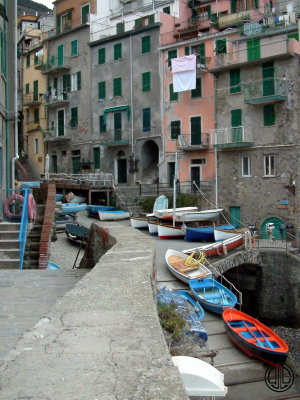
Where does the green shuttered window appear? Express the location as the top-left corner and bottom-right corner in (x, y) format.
(114, 43), (122, 60)
(191, 116), (201, 145)
(191, 78), (202, 98)
(169, 83), (178, 101)
(93, 148), (100, 169)
(142, 35), (151, 54)
(113, 77), (122, 97)
(215, 39), (226, 55)
(263, 104), (275, 126)
(98, 81), (106, 99)
(171, 121), (181, 140)
(168, 49), (177, 66)
(230, 69), (241, 93)
(142, 72), (151, 92)
(99, 115), (106, 133)
(143, 108), (151, 132)
(247, 39), (260, 61)
(98, 48), (105, 64)
(116, 22), (124, 34)
(70, 107), (78, 127)
(231, 109), (243, 141)
(34, 108), (39, 123)
(71, 40), (78, 56)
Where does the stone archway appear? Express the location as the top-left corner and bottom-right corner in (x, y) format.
(260, 217), (285, 240)
(140, 140), (159, 183)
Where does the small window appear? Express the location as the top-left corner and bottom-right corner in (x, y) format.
(142, 72), (151, 92)
(215, 39), (226, 55)
(169, 83), (178, 101)
(113, 77), (122, 97)
(163, 6), (170, 14)
(171, 120), (181, 140)
(230, 69), (241, 93)
(25, 83), (30, 94)
(98, 81), (106, 99)
(71, 39), (78, 56)
(142, 108), (151, 132)
(99, 115), (106, 133)
(34, 138), (38, 154)
(242, 156), (251, 177)
(263, 104), (275, 126)
(114, 43), (122, 61)
(70, 107), (78, 127)
(116, 22), (124, 34)
(168, 49), (177, 67)
(185, 46), (190, 55)
(26, 54), (30, 67)
(141, 35), (151, 54)
(191, 158), (206, 165)
(98, 48), (105, 64)
(191, 78), (202, 98)
(264, 155), (275, 177)
(33, 108), (39, 123)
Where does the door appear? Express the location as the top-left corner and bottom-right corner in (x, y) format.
(57, 44), (64, 66)
(51, 155), (57, 173)
(57, 109), (64, 136)
(72, 157), (81, 174)
(231, 109), (242, 142)
(33, 80), (38, 101)
(262, 61), (275, 96)
(191, 116), (201, 145)
(191, 166), (201, 192)
(229, 206), (241, 228)
(81, 4), (90, 24)
(168, 162), (175, 188)
(93, 147), (100, 169)
(117, 158), (127, 184)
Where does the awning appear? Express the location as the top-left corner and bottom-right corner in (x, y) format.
(103, 105), (130, 124)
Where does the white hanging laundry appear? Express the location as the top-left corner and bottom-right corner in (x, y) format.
(172, 54), (196, 92)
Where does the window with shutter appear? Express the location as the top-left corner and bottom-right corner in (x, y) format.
(114, 113), (122, 140)
(98, 48), (105, 64)
(71, 40), (78, 56)
(148, 14), (155, 24)
(143, 108), (151, 132)
(230, 69), (241, 93)
(57, 44), (64, 66)
(93, 148), (100, 169)
(168, 49), (177, 67)
(113, 77), (122, 97)
(81, 4), (89, 24)
(198, 43), (205, 65)
(77, 71), (81, 90)
(26, 54), (30, 68)
(263, 104), (275, 126)
(262, 62), (274, 96)
(142, 35), (151, 54)
(190, 116), (201, 145)
(171, 121), (181, 140)
(56, 16), (61, 34)
(169, 84), (178, 101)
(33, 80), (38, 101)
(116, 22), (124, 34)
(98, 81), (106, 99)
(142, 72), (151, 92)
(25, 83), (30, 94)
(191, 78), (202, 98)
(215, 39), (226, 55)
(231, 109), (243, 141)
(247, 39), (260, 61)
(114, 43), (122, 60)
(185, 46), (190, 55)
(135, 18), (142, 28)
(99, 115), (106, 133)
(70, 107), (78, 127)
(34, 108), (39, 123)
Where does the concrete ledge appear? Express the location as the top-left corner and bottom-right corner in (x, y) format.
(0, 220), (189, 400)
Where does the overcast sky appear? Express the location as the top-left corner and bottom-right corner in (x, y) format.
(35, 0), (54, 9)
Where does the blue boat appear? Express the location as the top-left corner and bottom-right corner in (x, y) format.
(86, 205), (115, 217)
(189, 278), (237, 314)
(176, 290), (205, 320)
(185, 224), (237, 242)
(60, 203), (87, 214)
(48, 261), (62, 270)
(157, 287), (207, 342)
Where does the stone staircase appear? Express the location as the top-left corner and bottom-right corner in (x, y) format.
(0, 222), (21, 269)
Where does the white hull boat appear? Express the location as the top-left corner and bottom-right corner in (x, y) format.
(214, 227), (249, 241)
(165, 248), (212, 283)
(148, 219), (159, 235)
(158, 223), (186, 239)
(98, 210), (131, 221)
(130, 216), (148, 230)
(154, 206), (198, 219)
(60, 203), (87, 214)
(174, 208), (223, 222)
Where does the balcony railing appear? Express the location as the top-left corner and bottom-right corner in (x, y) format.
(40, 56), (71, 74)
(43, 127), (70, 141)
(244, 78), (287, 104)
(177, 132), (210, 150)
(212, 126), (254, 149)
(26, 121), (41, 132)
(23, 93), (41, 106)
(43, 92), (70, 107)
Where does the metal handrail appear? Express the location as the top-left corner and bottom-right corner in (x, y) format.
(19, 188), (30, 271)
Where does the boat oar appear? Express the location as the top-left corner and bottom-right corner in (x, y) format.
(255, 325), (275, 349)
(242, 321), (265, 347)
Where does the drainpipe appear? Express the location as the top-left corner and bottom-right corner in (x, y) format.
(130, 34), (134, 154)
(12, 0), (19, 190)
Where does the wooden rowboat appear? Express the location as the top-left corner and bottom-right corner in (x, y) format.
(165, 249), (212, 284)
(223, 308), (289, 365)
(185, 224), (237, 242)
(98, 210), (131, 221)
(130, 216), (149, 230)
(158, 223), (186, 239)
(183, 234), (244, 257)
(174, 208), (223, 222)
(148, 219), (159, 235)
(214, 227), (249, 241)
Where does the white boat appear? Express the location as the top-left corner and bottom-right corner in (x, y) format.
(148, 219), (159, 235)
(157, 223), (186, 239)
(174, 208), (223, 222)
(182, 234), (244, 257)
(214, 227), (249, 241)
(130, 216), (148, 230)
(98, 210), (131, 221)
(59, 203), (87, 214)
(165, 248), (212, 283)
(172, 356), (228, 397)
(65, 192), (86, 204)
(154, 206), (198, 219)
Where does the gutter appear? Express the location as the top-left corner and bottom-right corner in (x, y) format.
(12, 0), (19, 190)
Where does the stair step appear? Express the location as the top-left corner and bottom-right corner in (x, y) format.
(0, 249), (20, 258)
(0, 259), (20, 269)
(0, 240), (19, 249)
(0, 232), (19, 239)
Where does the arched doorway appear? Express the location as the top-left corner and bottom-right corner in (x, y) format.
(260, 217), (285, 240)
(116, 150), (127, 184)
(141, 140), (159, 183)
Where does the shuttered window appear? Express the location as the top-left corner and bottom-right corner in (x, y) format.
(63, 74), (71, 94)
(262, 62), (274, 96)
(98, 48), (105, 64)
(191, 116), (201, 145)
(116, 22), (124, 34)
(71, 39), (78, 56)
(142, 35), (151, 54)
(263, 104), (275, 126)
(99, 115), (106, 133)
(98, 81), (106, 99)
(230, 69), (241, 93)
(114, 43), (122, 60)
(185, 46), (190, 55)
(142, 72), (151, 92)
(25, 83), (29, 94)
(114, 113), (122, 140)
(70, 107), (78, 127)
(168, 49), (177, 67)
(113, 77), (122, 97)
(171, 121), (181, 140)
(33, 80), (38, 101)
(169, 83), (178, 101)
(215, 39), (226, 55)
(93, 148), (100, 169)
(34, 108), (39, 123)
(26, 54), (30, 67)
(143, 108), (151, 132)
(81, 4), (89, 24)
(191, 78), (202, 98)
(247, 39), (260, 61)
(198, 43), (205, 64)
(231, 109), (243, 141)
(77, 71), (81, 90)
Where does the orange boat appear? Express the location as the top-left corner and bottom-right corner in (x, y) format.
(222, 309), (289, 365)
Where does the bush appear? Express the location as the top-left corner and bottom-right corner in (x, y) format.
(157, 302), (187, 340)
(136, 197), (156, 213)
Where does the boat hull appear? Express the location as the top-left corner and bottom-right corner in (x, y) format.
(158, 223), (185, 239)
(60, 203), (87, 214)
(98, 210), (131, 220)
(175, 208), (223, 222)
(214, 227), (248, 241)
(130, 217), (149, 230)
(154, 207), (198, 218)
(148, 219), (159, 235)
(223, 309), (289, 365)
(183, 234), (244, 257)
(185, 224), (236, 242)
(189, 278), (237, 314)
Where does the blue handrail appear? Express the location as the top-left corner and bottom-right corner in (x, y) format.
(19, 188), (30, 270)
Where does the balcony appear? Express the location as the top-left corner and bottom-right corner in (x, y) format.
(23, 94), (42, 107)
(26, 121), (41, 132)
(43, 92), (70, 108)
(43, 127), (71, 142)
(244, 78), (287, 105)
(99, 129), (130, 147)
(41, 56), (71, 75)
(212, 126), (254, 149)
(177, 132), (210, 151)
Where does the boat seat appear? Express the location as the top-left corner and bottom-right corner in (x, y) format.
(204, 294), (222, 300)
(168, 256), (199, 272)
